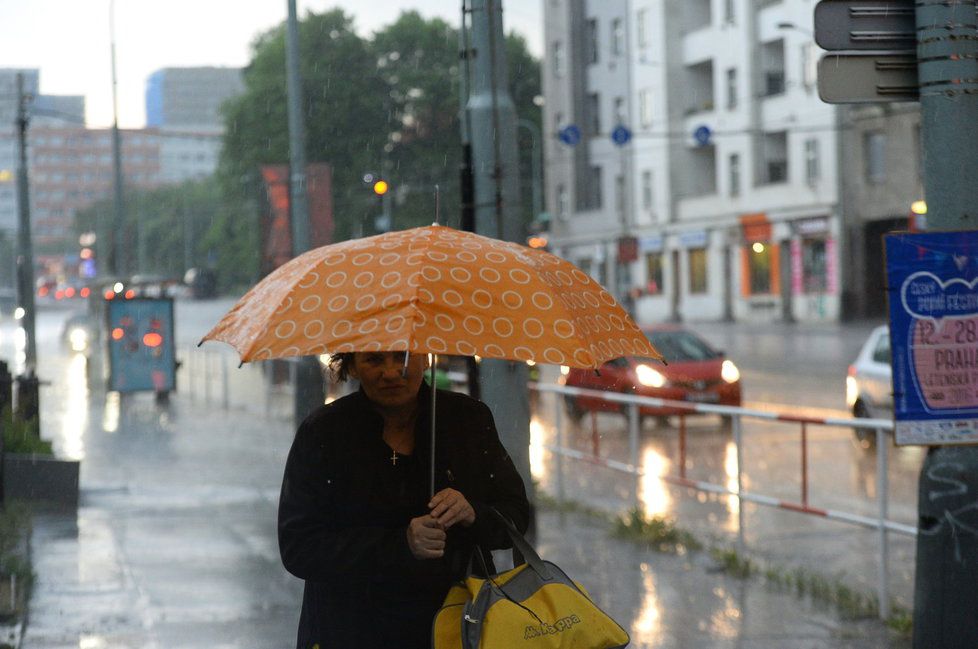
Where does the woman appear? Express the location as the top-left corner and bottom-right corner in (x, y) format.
(278, 351), (530, 648)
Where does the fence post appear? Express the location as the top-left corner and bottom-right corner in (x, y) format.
(733, 413), (746, 555)
(679, 414), (687, 480)
(876, 426), (890, 620)
(801, 422), (809, 507)
(203, 351), (212, 404)
(628, 402), (640, 509)
(222, 354), (229, 410)
(554, 391), (565, 504)
(187, 346), (195, 403)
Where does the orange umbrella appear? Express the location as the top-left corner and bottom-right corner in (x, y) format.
(201, 224), (661, 368)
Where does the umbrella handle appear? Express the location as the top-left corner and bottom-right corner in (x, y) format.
(430, 353), (437, 499)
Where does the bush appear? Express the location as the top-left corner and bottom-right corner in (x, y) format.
(1, 407), (52, 455)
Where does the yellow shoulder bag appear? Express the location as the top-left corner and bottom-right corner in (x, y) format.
(432, 510), (630, 648)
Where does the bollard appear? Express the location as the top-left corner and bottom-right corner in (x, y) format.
(13, 373), (40, 434)
(733, 413), (746, 555)
(627, 403), (640, 509)
(0, 361), (12, 413)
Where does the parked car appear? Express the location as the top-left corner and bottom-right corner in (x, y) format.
(846, 325), (892, 444)
(561, 326), (742, 424)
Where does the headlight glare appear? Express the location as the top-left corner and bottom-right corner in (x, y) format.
(636, 364), (666, 388)
(721, 360), (741, 384)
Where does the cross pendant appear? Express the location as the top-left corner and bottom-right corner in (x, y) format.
(390, 450), (398, 466)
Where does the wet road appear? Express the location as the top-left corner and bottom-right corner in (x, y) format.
(5, 301), (913, 647)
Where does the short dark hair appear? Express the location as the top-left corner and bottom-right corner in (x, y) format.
(327, 353), (355, 382)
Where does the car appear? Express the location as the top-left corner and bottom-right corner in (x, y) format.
(846, 325), (892, 443)
(561, 326), (742, 425)
(60, 311), (97, 355)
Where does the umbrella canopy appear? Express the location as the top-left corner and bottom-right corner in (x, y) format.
(201, 224), (661, 368)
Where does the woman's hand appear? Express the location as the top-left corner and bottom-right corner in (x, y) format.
(429, 488), (476, 530)
(406, 515), (446, 559)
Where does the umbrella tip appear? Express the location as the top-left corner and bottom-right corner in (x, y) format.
(238, 361), (244, 369)
(196, 339), (204, 348)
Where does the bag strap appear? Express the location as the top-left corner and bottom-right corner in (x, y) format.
(488, 508), (550, 579)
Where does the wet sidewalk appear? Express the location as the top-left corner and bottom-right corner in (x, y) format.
(18, 383), (911, 649)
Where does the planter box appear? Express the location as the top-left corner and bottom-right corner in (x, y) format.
(2, 454), (79, 509)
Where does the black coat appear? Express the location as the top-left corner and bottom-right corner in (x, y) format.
(278, 384), (529, 648)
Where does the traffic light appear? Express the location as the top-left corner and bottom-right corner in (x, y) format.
(373, 179), (389, 196)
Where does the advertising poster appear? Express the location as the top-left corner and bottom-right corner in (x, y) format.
(885, 231), (978, 445)
(107, 298), (176, 393)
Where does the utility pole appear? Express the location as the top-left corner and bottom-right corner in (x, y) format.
(14, 74), (37, 373)
(912, 1), (978, 646)
(462, 0), (535, 535)
(109, 0), (124, 277)
(285, 0), (325, 424)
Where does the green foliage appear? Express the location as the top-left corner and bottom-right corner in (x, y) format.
(887, 608), (913, 635)
(210, 9), (541, 289)
(74, 178), (224, 283)
(1, 407), (51, 455)
(612, 507), (702, 552)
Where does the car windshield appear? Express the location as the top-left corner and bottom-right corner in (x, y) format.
(646, 331), (719, 362)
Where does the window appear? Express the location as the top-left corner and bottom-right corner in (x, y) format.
(762, 39), (786, 96)
(726, 68), (737, 110)
(646, 252), (663, 294)
(802, 238), (827, 293)
(587, 20), (599, 64)
(556, 183), (568, 220)
(639, 89), (653, 127)
(729, 153), (741, 196)
(865, 132), (886, 183)
(552, 41), (564, 77)
(590, 165), (603, 209)
(588, 93), (601, 135)
(641, 170), (653, 210)
(611, 18), (624, 56)
(615, 174), (625, 218)
(762, 131), (788, 184)
(637, 9), (649, 48)
(748, 243), (773, 294)
(872, 333), (891, 364)
(724, 0), (735, 23)
(805, 138), (820, 186)
(614, 96), (626, 125)
(689, 248), (708, 294)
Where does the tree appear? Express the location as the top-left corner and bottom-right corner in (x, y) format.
(74, 178), (222, 281)
(209, 9), (541, 289)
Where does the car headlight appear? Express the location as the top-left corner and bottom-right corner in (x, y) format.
(68, 327), (89, 352)
(846, 375), (858, 408)
(721, 360), (740, 384)
(636, 363), (666, 388)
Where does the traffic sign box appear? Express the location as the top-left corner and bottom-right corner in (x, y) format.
(818, 53), (918, 103)
(814, 0), (915, 51)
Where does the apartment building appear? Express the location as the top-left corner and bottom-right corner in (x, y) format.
(544, 0), (859, 323)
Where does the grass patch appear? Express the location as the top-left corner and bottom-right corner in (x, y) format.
(1, 406), (52, 455)
(886, 608), (913, 635)
(612, 508), (702, 553)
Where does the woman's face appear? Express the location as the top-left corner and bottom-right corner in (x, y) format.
(348, 351), (427, 410)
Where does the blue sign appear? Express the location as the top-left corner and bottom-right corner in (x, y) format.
(557, 125), (582, 146)
(885, 231), (978, 445)
(693, 125), (712, 146)
(611, 125), (632, 146)
(107, 297), (176, 393)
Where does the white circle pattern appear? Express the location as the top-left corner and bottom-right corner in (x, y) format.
(207, 224), (659, 368)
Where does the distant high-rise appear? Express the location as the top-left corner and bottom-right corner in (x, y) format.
(145, 67), (244, 131)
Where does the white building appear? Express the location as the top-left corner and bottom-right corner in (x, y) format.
(543, 0), (845, 323)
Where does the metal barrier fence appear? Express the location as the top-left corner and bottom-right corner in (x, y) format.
(531, 382), (914, 621)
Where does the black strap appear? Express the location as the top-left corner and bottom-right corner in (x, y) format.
(488, 508), (550, 579)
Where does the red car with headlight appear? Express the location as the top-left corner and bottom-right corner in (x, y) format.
(561, 326), (742, 420)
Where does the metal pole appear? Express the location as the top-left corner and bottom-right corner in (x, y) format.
(733, 413), (745, 555)
(516, 118), (543, 222)
(465, 0), (534, 535)
(679, 414), (687, 480)
(285, 0), (325, 425)
(876, 427), (890, 621)
(554, 392), (565, 503)
(429, 354), (437, 498)
(800, 421), (809, 507)
(109, 0), (124, 276)
(912, 1), (978, 643)
(628, 403), (640, 508)
(14, 74), (37, 373)
(221, 354), (229, 410)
